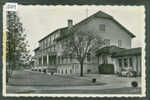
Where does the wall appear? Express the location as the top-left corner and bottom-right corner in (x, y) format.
(115, 55), (141, 75)
(34, 16), (134, 75)
(77, 17), (132, 49)
(98, 55), (118, 73)
(57, 63), (99, 75)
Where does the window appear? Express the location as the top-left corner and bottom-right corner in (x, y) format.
(43, 40), (45, 49)
(51, 46), (54, 52)
(61, 70), (63, 74)
(57, 56), (60, 64)
(118, 40), (122, 47)
(70, 56), (72, 62)
(124, 58), (128, 67)
(54, 56), (56, 65)
(47, 38), (49, 47)
(43, 56), (47, 66)
(87, 53), (91, 62)
(51, 35), (54, 44)
(54, 45), (56, 51)
(70, 69), (72, 74)
(87, 69), (91, 73)
(65, 69), (67, 74)
(62, 56), (64, 64)
(99, 24), (105, 32)
(102, 55), (108, 64)
(49, 36), (51, 45)
(42, 41), (44, 49)
(49, 56), (51, 65)
(45, 39), (47, 48)
(104, 39), (110, 46)
(129, 57), (133, 67)
(39, 58), (42, 66)
(118, 59), (122, 67)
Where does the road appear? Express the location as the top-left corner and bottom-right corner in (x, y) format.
(6, 70), (141, 94)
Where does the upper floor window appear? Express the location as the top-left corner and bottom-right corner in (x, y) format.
(42, 41), (44, 49)
(39, 43), (42, 50)
(51, 35), (54, 44)
(46, 39), (48, 48)
(118, 40), (122, 47)
(99, 24), (105, 32)
(104, 39), (110, 46)
(47, 38), (49, 47)
(54, 45), (56, 51)
(49, 36), (51, 45)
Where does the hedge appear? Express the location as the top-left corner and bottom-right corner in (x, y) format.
(98, 64), (114, 74)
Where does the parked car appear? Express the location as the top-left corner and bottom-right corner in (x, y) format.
(118, 69), (137, 77)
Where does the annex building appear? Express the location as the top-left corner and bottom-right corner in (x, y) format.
(33, 10), (142, 76)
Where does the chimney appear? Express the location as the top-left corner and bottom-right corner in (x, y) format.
(68, 19), (73, 29)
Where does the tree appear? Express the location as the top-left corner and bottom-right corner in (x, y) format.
(62, 29), (104, 76)
(6, 11), (30, 82)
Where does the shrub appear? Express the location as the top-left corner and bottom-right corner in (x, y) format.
(98, 64), (114, 74)
(92, 78), (96, 83)
(131, 81), (138, 87)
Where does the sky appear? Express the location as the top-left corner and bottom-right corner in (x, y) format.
(16, 5), (145, 55)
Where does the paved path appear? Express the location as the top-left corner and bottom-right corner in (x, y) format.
(6, 70), (141, 94)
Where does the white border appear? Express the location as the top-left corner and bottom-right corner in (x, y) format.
(2, 4), (146, 97)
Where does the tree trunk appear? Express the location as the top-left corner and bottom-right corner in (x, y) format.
(80, 62), (84, 77)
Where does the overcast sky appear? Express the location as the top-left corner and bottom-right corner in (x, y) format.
(16, 5), (145, 55)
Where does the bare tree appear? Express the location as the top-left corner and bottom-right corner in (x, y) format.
(61, 29), (104, 76)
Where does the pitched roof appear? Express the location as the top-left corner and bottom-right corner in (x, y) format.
(39, 10), (135, 42)
(112, 47), (141, 57)
(96, 45), (125, 55)
(39, 27), (67, 42)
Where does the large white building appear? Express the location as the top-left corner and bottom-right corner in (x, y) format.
(33, 10), (141, 76)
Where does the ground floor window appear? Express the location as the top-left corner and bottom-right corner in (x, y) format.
(102, 55), (108, 64)
(70, 69), (72, 74)
(124, 58), (128, 67)
(43, 56), (47, 66)
(87, 69), (91, 73)
(118, 59), (122, 67)
(39, 57), (42, 66)
(129, 57), (133, 67)
(57, 56), (60, 64)
(57, 69), (60, 73)
(87, 53), (91, 62)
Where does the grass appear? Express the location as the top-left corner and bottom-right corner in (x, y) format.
(8, 70), (105, 86)
(6, 70), (141, 94)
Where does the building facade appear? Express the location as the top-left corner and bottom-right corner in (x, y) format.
(33, 10), (141, 76)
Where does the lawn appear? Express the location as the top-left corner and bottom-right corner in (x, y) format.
(6, 70), (141, 94)
(8, 70), (105, 86)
